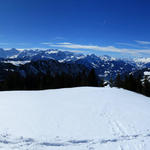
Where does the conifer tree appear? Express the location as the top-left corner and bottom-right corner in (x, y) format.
(115, 73), (122, 88)
(87, 69), (98, 87)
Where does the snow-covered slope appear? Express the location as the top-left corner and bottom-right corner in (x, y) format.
(0, 87), (150, 149)
(134, 57), (150, 64)
(0, 48), (20, 58)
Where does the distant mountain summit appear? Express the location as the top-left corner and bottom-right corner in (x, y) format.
(0, 48), (19, 58)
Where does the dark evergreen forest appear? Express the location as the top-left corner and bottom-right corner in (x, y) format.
(114, 74), (150, 97)
(0, 69), (100, 91)
(0, 67), (150, 97)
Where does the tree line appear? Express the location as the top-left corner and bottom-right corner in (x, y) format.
(114, 73), (150, 97)
(0, 67), (149, 97)
(0, 69), (102, 91)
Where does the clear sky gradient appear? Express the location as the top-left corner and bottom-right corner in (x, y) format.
(0, 0), (150, 58)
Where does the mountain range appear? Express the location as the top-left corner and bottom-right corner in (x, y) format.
(0, 48), (150, 80)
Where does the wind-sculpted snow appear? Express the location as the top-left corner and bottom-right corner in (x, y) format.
(0, 87), (150, 149)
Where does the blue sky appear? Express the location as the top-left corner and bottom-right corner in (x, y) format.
(0, 0), (150, 58)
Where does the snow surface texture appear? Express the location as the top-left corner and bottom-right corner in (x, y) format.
(3, 60), (31, 66)
(144, 71), (150, 76)
(0, 87), (150, 150)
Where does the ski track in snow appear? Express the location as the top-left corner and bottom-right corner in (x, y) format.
(0, 116), (150, 150)
(0, 131), (150, 150)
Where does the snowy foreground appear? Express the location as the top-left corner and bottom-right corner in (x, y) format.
(0, 87), (150, 150)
